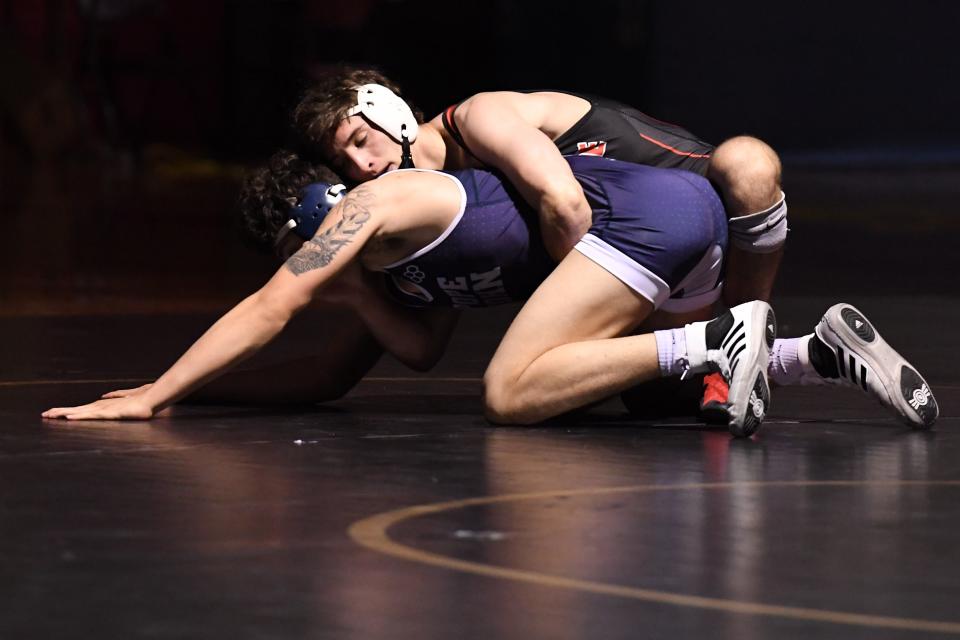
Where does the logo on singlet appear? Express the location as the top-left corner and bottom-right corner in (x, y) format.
(437, 267), (512, 307)
(403, 265), (426, 284)
(576, 141), (608, 157)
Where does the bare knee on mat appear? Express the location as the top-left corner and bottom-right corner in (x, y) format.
(483, 370), (517, 424)
(481, 368), (541, 425)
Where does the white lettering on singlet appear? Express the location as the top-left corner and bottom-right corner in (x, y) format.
(436, 267), (511, 307)
(436, 275), (477, 306)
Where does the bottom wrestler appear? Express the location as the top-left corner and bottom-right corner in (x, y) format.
(261, 153), (939, 432)
(43, 155), (938, 433)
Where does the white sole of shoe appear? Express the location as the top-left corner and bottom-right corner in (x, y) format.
(817, 304), (938, 429)
(725, 301), (777, 437)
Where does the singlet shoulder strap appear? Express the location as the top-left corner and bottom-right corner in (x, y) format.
(441, 102), (473, 156)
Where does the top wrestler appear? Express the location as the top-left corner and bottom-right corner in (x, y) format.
(290, 69), (938, 430)
(292, 67), (786, 307)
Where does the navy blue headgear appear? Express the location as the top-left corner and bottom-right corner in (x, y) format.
(274, 181), (346, 252)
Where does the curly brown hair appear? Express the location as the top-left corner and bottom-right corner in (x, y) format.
(292, 66), (423, 160)
(237, 150), (342, 254)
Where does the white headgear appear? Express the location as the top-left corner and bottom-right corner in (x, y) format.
(346, 84), (419, 144)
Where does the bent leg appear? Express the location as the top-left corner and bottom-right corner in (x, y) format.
(483, 251), (656, 424)
(707, 135), (785, 305)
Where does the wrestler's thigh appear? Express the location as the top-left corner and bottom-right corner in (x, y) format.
(487, 251), (654, 375)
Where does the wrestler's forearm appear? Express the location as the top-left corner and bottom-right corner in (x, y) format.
(536, 182), (593, 261)
(185, 329), (383, 404)
(141, 291), (295, 412)
(186, 349), (382, 404)
(353, 288), (459, 371)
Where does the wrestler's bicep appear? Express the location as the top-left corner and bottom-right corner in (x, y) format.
(456, 94), (576, 194)
(266, 183), (383, 311)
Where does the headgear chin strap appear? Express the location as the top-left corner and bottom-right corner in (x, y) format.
(346, 84), (418, 169)
(274, 182), (347, 254)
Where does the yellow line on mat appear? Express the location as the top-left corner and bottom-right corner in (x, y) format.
(349, 481), (960, 634)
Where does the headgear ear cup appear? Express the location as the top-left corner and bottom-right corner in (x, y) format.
(346, 84), (418, 169)
(274, 182), (347, 255)
(346, 84), (419, 144)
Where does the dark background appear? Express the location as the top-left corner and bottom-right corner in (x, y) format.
(2, 0), (959, 314)
(3, 8), (958, 636)
(5, 0), (960, 160)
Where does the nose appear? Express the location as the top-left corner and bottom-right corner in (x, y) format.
(344, 148), (377, 181)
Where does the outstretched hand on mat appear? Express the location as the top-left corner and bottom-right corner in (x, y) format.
(42, 396), (155, 421)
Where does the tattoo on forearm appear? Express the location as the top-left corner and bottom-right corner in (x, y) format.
(284, 185), (375, 276)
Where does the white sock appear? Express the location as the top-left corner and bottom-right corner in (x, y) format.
(768, 335), (815, 386)
(654, 328), (687, 377)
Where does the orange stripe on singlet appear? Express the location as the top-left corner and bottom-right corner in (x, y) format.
(638, 132), (712, 159)
(443, 104), (467, 149)
(444, 104), (457, 124)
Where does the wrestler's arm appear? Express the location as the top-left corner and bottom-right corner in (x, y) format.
(350, 271), (460, 371)
(178, 315), (385, 404)
(99, 273), (458, 406)
(182, 270), (458, 400)
(205, 254), (458, 396)
(454, 91), (591, 261)
(42, 177), (439, 420)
